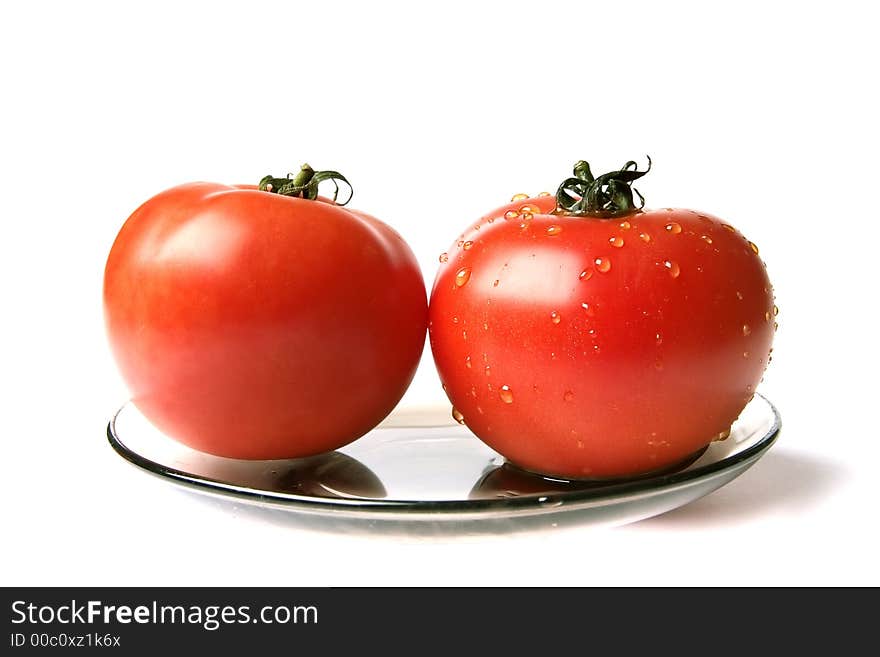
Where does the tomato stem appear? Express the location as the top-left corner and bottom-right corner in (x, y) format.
(259, 163), (353, 205)
(555, 156), (651, 217)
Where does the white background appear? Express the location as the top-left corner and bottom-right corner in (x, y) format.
(2, 0), (878, 585)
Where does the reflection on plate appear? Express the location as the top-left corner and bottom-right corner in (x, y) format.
(107, 395), (780, 526)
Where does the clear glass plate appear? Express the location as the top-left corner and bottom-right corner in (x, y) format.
(106, 395), (780, 526)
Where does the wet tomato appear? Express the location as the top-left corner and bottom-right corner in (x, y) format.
(104, 165), (427, 459)
(429, 159), (775, 479)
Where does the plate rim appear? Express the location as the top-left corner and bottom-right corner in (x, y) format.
(106, 394), (781, 518)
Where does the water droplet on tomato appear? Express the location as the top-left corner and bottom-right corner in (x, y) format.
(743, 351), (750, 358)
(499, 385), (514, 404)
(765, 311), (772, 322)
(664, 260), (680, 278)
(563, 390), (574, 402)
(452, 407), (465, 424)
(463, 240), (474, 250)
(749, 241), (759, 255)
(742, 324), (751, 336)
(465, 355), (472, 368)
(456, 240), (464, 247)
(538, 191), (552, 197)
(519, 204), (540, 214)
(714, 427), (731, 442)
(493, 279), (500, 287)
(701, 235), (713, 244)
(595, 257), (611, 273)
(774, 321), (779, 331)
(579, 269), (593, 281)
(655, 332), (663, 345)
(665, 222), (682, 234)
(439, 252), (449, 263)
(773, 305), (779, 316)
(487, 216), (495, 223)
(722, 224), (736, 232)
(452, 316), (459, 324)
(454, 267), (471, 287)
(639, 232), (651, 243)
(485, 365), (491, 377)
(619, 220), (631, 230)
(550, 311), (561, 324)
(547, 225), (563, 236)
(665, 208), (675, 212)
(504, 210), (519, 220)
(510, 193), (529, 202)
(581, 302), (595, 316)
(609, 236), (624, 248)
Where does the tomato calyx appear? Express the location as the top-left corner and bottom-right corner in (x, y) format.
(259, 163), (353, 205)
(554, 156), (652, 218)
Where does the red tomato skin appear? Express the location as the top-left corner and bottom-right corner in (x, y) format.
(429, 196), (774, 479)
(104, 183), (427, 459)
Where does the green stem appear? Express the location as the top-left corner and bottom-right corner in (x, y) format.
(259, 163), (353, 205)
(555, 156), (651, 217)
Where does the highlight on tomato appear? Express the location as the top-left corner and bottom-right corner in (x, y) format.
(429, 158), (776, 479)
(104, 164), (427, 459)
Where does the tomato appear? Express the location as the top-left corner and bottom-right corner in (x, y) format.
(429, 159), (775, 479)
(104, 165), (427, 459)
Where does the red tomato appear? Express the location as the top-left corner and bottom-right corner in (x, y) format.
(429, 160), (775, 479)
(104, 166), (426, 459)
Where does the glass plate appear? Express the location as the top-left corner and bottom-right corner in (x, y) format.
(106, 395), (780, 526)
